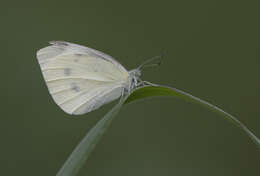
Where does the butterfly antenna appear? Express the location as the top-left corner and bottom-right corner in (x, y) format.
(138, 51), (166, 70)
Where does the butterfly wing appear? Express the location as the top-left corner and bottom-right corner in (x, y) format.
(36, 41), (130, 115)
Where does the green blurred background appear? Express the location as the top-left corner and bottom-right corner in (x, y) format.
(1, 0), (259, 175)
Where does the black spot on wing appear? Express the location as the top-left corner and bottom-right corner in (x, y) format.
(71, 82), (80, 92)
(74, 54), (84, 62)
(64, 68), (71, 76)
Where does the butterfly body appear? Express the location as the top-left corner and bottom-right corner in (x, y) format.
(37, 41), (141, 115)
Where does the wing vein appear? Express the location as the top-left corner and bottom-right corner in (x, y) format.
(57, 85), (111, 106)
(50, 87), (74, 95)
(46, 77), (115, 83)
(71, 85), (123, 114)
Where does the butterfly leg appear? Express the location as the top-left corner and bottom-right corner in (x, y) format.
(119, 88), (130, 103)
(136, 78), (158, 87)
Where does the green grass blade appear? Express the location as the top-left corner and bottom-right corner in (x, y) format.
(56, 97), (127, 176)
(57, 84), (259, 176)
(125, 85), (260, 148)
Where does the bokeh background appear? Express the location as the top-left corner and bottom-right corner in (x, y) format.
(1, 0), (259, 175)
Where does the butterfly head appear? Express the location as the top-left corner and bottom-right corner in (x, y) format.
(128, 68), (142, 91)
(129, 68), (141, 78)
(127, 55), (162, 92)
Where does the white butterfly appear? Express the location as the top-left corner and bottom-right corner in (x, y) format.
(37, 41), (159, 115)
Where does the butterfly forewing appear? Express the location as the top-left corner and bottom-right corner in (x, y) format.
(37, 41), (129, 115)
